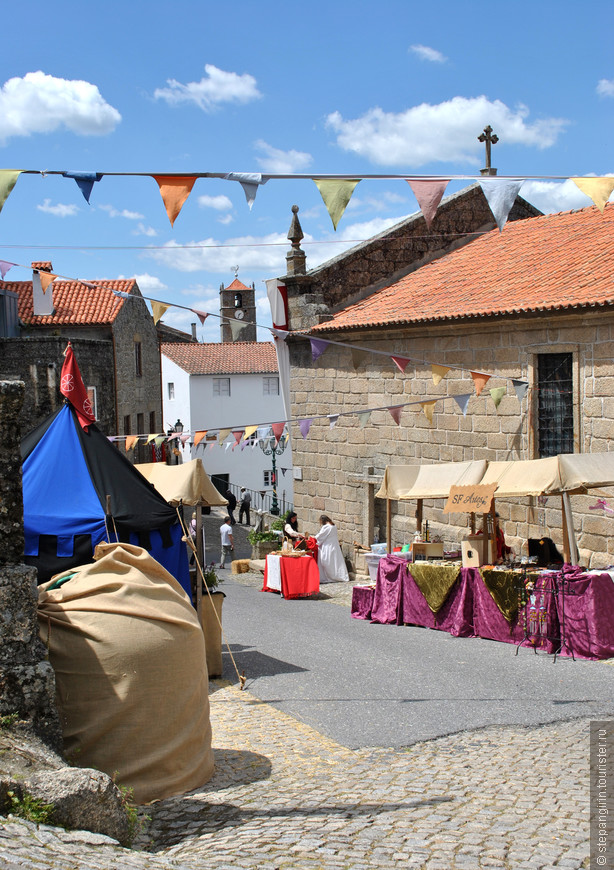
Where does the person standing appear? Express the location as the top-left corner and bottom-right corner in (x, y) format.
(314, 515), (349, 583)
(238, 488), (251, 525)
(225, 489), (237, 525)
(219, 516), (234, 569)
(284, 510), (306, 550)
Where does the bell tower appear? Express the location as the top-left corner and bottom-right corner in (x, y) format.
(219, 268), (257, 342)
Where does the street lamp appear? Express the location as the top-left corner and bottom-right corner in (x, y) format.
(258, 430), (287, 515)
(167, 419), (184, 464)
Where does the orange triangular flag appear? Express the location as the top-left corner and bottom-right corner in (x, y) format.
(193, 430), (207, 447)
(420, 400), (437, 424)
(431, 364), (450, 386)
(471, 371), (491, 397)
(153, 175), (198, 226)
(125, 435), (138, 451)
(39, 272), (57, 293)
(391, 355), (411, 373)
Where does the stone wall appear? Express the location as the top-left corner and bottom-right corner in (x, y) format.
(0, 381), (62, 749)
(0, 336), (115, 435)
(288, 311), (614, 572)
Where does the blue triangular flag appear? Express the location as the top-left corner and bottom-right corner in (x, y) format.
(62, 171), (103, 204)
(478, 178), (524, 231)
(512, 379), (529, 402)
(310, 338), (329, 361)
(453, 394), (472, 417)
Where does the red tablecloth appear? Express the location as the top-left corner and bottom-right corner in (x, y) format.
(263, 554), (320, 599)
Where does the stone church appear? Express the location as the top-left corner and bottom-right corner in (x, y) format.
(279, 186), (614, 573)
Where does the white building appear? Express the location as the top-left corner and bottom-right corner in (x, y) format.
(161, 340), (294, 514)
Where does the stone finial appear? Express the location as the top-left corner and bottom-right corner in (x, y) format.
(478, 125), (498, 176)
(286, 205), (306, 276)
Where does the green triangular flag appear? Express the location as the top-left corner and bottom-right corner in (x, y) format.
(314, 178), (360, 230)
(490, 386), (506, 409)
(358, 411), (371, 429)
(0, 170), (22, 214)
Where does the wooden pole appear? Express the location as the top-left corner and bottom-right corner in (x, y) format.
(561, 491), (579, 565)
(481, 513), (490, 564)
(196, 504), (203, 620)
(560, 495), (570, 564)
(386, 498), (392, 554)
(416, 499), (423, 534)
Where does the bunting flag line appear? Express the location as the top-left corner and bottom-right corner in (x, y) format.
(192, 431), (207, 447)
(589, 498), (614, 515)
(490, 386), (506, 409)
(453, 394), (472, 416)
(478, 178), (524, 232)
(512, 379), (529, 402)
(407, 179), (449, 229)
(224, 172), (269, 209)
(470, 371), (491, 397)
(271, 422), (285, 443)
(391, 355), (411, 373)
(431, 364), (450, 386)
(314, 178), (360, 230)
(571, 177), (614, 214)
(151, 301), (169, 325)
(388, 406), (403, 425)
(60, 342), (96, 430)
(358, 410), (371, 429)
(299, 418), (313, 438)
(154, 435), (165, 447)
(351, 348), (369, 370)
(420, 400), (437, 424)
(243, 425), (258, 441)
(310, 337), (329, 361)
(328, 414), (339, 429)
(112, 288), (132, 299)
(153, 174), (198, 226)
(232, 430), (243, 445)
(0, 170), (21, 215)
(62, 171), (103, 204)
(146, 433), (158, 444)
(229, 319), (248, 340)
(218, 427), (231, 445)
(125, 435), (138, 451)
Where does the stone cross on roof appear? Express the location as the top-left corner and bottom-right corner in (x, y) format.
(478, 125), (498, 176)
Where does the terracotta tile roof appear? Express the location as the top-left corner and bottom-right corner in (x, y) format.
(311, 204), (614, 332)
(1, 276), (138, 326)
(225, 278), (250, 291)
(161, 341), (278, 375)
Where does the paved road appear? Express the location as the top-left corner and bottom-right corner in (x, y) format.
(221, 577), (614, 748)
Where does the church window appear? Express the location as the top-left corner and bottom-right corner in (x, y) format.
(234, 293), (242, 309)
(536, 353), (574, 457)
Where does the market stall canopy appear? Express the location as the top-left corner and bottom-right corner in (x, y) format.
(376, 460), (488, 500)
(479, 453), (614, 497)
(135, 459), (228, 507)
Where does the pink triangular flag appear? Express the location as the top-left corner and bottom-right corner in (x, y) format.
(192, 309), (209, 325)
(391, 355), (411, 373)
(407, 179), (449, 228)
(0, 260), (14, 279)
(388, 406), (403, 426)
(232, 430), (243, 445)
(271, 422), (285, 443)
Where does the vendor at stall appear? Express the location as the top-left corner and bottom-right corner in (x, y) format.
(495, 513), (512, 561)
(284, 511), (307, 550)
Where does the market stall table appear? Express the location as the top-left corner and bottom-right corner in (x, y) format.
(263, 553), (320, 599)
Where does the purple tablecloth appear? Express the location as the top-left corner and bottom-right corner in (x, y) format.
(557, 573), (614, 660)
(403, 567), (473, 637)
(351, 585), (375, 620)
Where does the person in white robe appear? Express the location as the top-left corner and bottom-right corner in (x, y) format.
(314, 515), (349, 583)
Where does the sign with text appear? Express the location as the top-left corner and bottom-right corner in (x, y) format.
(443, 483), (498, 514)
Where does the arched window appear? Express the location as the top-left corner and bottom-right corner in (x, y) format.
(234, 292), (242, 309)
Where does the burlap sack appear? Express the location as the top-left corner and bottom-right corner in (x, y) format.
(38, 542), (214, 804)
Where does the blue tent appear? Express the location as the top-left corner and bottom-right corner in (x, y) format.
(22, 404), (190, 596)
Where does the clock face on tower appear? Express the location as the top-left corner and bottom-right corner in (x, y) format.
(234, 310), (245, 319)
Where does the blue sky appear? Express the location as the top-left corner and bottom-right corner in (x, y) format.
(1, 0), (613, 340)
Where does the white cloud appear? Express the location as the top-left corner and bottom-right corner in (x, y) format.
(326, 96), (568, 167)
(37, 199), (79, 217)
(99, 204), (144, 220)
(133, 223), (158, 237)
(147, 232), (289, 274)
(254, 140), (313, 174)
(154, 64), (261, 112)
(409, 44), (447, 63)
(597, 78), (614, 97)
(217, 213), (234, 225)
(122, 273), (168, 292)
(521, 176), (614, 214)
(0, 71), (120, 143)
(198, 194), (233, 211)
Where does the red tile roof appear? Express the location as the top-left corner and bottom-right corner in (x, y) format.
(225, 278), (250, 291)
(1, 275), (138, 326)
(311, 204), (614, 332)
(162, 341), (278, 375)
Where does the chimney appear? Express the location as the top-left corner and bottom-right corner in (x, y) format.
(191, 322), (197, 341)
(31, 261), (54, 316)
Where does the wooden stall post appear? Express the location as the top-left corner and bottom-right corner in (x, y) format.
(561, 492), (579, 565)
(481, 513), (490, 565)
(416, 499), (423, 535)
(386, 498), (392, 554)
(195, 505), (203, 619)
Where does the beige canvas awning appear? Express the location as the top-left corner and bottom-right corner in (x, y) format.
(376, 460), (488, 500)
(135, 459), (228, 507)
(477, 453), (614, 497)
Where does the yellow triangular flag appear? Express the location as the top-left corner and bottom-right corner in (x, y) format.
(431, 364), (450, 386)
(125, 435), (138, 451)
(146, 433), (158, 444)
(218, 427), (231, 445)
(151, 301), (169, 325)
(571, 177), (614, 214)
(0, 170), (22, 215)
(39, 272), (57, 294)
(193, 430), (207, 447)
(153, 175), (198, 225)
(420, 401), (437, 425)
(243, 425), (258, 441)
(314, 179), (360, 230)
